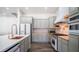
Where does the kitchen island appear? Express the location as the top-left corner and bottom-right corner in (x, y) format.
(0, 34), (30, 52)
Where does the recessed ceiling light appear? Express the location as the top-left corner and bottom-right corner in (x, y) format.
(6, 7), (10, 10)
(25, 7), (29, 10)
(44, 7), (48, 10)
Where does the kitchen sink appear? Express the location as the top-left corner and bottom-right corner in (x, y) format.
(9, 35), (24, 39)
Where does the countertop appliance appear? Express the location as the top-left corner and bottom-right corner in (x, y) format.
(69, 14), (79, 34)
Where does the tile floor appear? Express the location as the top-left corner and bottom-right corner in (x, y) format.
(30, 42), (56, 52)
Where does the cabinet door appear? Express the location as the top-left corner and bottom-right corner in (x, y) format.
(49, 17), (55, 28)
(20, 16), (32, 24)
(24, 36), (31, 52)
(69, 35), (79, 52)
(24, 38), (29, 52)
(69, 7), (79, 15)
(19, 40), (25, 52)
(58, 37), (62, 52)
(33, 19), (48, 28)
(61, 39), (68, 52)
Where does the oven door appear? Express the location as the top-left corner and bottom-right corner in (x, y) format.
(69, 14), (79, 23)
(69, 22), (79, 34)
(50, 36), (57, 50)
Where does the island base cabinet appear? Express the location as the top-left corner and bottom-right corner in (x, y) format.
(24, 36), (31, 52)
(19, 40), (25, 52)
(19, 36), (31, 52)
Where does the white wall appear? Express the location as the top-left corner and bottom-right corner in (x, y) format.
(0, 16), (17, 35)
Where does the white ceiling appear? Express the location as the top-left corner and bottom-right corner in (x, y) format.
(21, 7), (58, 14)
(0, 7), (58, 15)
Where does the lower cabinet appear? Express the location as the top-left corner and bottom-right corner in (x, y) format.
(58, 37), (68, 52)
(24, 36), (31, 52)
(68, 35), (79, 52)
(19, 36), (31, 52)
(58, 35), (79, 52)
(58, 37), (62, 52)
(61, 39), (68, 52)
(19, 39), (25, 52)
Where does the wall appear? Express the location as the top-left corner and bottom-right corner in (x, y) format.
(0, 16), (17, 35)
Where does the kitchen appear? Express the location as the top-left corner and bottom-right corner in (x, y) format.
(0, 7), (79, 52)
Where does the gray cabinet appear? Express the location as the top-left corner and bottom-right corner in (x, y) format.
(69, 7), (79, 16)
(33, 19), (48, 28)
(68, 35), (79, 52)
(61, 39), (68, 52)
(58, 37), (62, 52)
(24, 36), (31, 51)
(58, 35), (79, 52)
(20, 16), (32, 24)
(19, 40), (25, 52)
(48, 16), (56, 28)
(58, 37), (68, 52)
(19, 36), (31, 52)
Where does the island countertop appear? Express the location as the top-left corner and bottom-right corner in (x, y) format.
(0, 34), (30, 52)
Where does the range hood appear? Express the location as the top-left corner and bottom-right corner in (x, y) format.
(54, 7), (69, 24)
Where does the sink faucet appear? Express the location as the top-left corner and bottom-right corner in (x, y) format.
(11, 24), (17, 37)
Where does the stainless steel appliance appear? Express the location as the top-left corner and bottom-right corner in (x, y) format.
(68, 14), (79, 23)
(50, 35), (58, 50)
(69, 14), (79, 34)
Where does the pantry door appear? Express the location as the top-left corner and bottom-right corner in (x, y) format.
(32, 19), (49, 43)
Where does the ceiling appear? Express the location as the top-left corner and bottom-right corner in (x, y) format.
(0, 7), (58, 15)
(21, 7), (58, 14)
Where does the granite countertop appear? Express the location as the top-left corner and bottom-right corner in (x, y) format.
(49, 33), (69, 41)
(0, 34), (30, 52)
(58, 36), (69, 41)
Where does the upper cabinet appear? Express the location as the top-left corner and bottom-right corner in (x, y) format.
(69, 7), (79, 16)
(20, 16), (32, 24)
(55, 7), (69, 24)
(48, 16), (56, 28)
